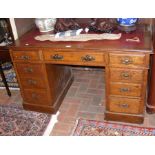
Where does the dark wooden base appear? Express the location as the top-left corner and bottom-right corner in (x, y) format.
(23, 75), (74, 114)
(146, 106), (155, 114)
(105, 111), (144, 124)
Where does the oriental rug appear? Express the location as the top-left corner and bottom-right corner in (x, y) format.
(72, 118), (155, 136)
(0, 105), (55, 136)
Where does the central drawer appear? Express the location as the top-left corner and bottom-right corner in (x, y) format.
(110, 83), (142, 97)
(43, 51), (105, 66)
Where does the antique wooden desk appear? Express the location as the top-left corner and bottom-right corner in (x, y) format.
(9, 26), (152, 124)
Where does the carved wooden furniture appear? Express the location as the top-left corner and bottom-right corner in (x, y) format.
(9, 26), (152, 124)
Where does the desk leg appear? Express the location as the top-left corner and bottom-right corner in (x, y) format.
(0, 62), (11, 96)
(147, 54), (155, 114)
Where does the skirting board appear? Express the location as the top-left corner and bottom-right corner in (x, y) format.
(43, 111), (60, 136)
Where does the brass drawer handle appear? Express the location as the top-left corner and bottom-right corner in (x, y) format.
(20, 55), (30, 60)
(121, 72), (131, 79)
(120, 88), (130, 92)
(117, 103), (129, 108)
(51, 54), (64, 60)
(81, 55), (95, 62)
(121, 57), (133, 65)
(31, 93), (38, 99)
(24, 67), (33, 73)
(27, 79), (37, 85)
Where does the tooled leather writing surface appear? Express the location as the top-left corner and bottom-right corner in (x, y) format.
(12, 25), (152, 53)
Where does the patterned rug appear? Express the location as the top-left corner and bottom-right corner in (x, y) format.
(0, 62), (19, 89)
(0, 105), (52, 136)
(72, 118), (155, 136)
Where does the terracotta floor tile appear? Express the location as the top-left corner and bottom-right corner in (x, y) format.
(95, 113), (105, 121)
(50, 129), (71, 136)
(52, 122), (75, 135)
(77, 111), (97, 120)
(87, 105), (105, 114)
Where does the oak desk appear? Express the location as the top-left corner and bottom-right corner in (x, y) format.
(10, 27), (152, 124)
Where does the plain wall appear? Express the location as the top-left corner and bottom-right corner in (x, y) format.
(14, 18), (35, 38)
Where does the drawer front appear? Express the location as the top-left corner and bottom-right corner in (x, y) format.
(20, 77), (46, 89)
(110, 68), (144, 83)
(43, 51), (105, 66)
(23, 89), (51, 105)
(110, 83), (142, 97)
(109, 53), (146, 67)
(15, 63), (44, 77)
(109, 97), (142, 114)
(12, 51), (40, 61)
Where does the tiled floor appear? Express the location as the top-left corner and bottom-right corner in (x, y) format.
(1, 67), (155, 136)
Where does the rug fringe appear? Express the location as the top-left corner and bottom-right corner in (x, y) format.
(70, 117), (81, 136)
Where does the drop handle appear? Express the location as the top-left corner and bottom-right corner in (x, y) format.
(31, 93), (38, 99)
(27, 79), (37, 85)
(121, 57), (133, 65)
(121, 72), (129, 77)
(120, 88), (130, 92)
(117, 103), (129, 108)
(24, 68), (33, 73)
(51, 54), (64, 60)
(121, 72), (131, 79)
(20, 55), (30, 60)
(81, 55), (95, 62)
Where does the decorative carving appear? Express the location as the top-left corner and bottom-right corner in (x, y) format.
(54, 18), (81, 33)
(54, 18), (116, 33)
(89, 18), (116, 33)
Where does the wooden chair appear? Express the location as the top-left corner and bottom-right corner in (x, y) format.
(0, 48), (11, 96)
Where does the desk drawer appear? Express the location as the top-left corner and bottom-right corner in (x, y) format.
(23, 89), (51, 105)
(109, 97), (142, 114)
(109, 53), (147, 67)
(43, 51), (105, 66)
(20, 77), (46, 89)
(109, 68), (144, 83)
(110, 83), (142, 97)
(15, 63), (44, 77)
(12, 51), (40, 61)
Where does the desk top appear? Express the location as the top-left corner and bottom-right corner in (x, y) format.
(11, 25), (153, 53)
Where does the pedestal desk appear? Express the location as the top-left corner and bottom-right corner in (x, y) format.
(9, 26), (152, 124)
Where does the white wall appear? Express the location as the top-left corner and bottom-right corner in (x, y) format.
(9, 18), (18, 40)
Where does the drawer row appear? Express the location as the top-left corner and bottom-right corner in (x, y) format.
(15, 63), (145, 104)
(19, 77), (143, 97)
(11, 50), (149, 68)
(15, 63), (146, 85)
